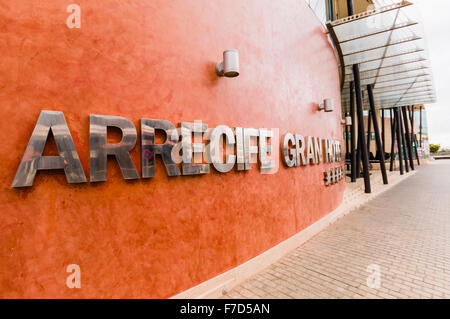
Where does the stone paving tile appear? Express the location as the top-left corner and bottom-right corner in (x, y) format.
(223, 161), (450, 299)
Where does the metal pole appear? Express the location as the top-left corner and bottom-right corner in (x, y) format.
(356, 138), (362, 178)
(419, 106), (423, 147)
(347, 0), (371, 192)
(410, 106), (414, 130)
(413, 134), (421, 166)
(390, 108), (393, 129)
(389, 108), (394, 164)
(347, 0), (355, 15)
(399, 109), (409, 173)
(390, 110), (397, 172)
(381, 109), (385, 154)
(356, 130), (362, 179)
(402, 106), (414, 170)
(395, 108), (404, 175)
(367, 110), (372, 157)
(367, 85), (388, 184)
(409, 106), (420, 166)
(409, 106), (415, 160)
(353, 64), (371, 193)
(410, 106), (414, 144)
(350, 82), (357, 182)
(345, 112), (350, 160)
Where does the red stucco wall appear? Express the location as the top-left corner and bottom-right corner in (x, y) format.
(0, 0), (344, 298)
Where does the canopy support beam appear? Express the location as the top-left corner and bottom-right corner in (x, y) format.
(348, 0), (371, 193)
(350, 82), (357, 182)
(368, 85), (388, 184)
(402, 106), (415, 170)
(390, 108), (397, 172)
(395, 107), (405, 175)
(399, 109), (410, 173)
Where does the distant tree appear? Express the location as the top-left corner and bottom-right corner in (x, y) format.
(430, 144), (440, 153)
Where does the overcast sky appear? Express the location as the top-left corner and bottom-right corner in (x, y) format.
(411, 0), (450, 148)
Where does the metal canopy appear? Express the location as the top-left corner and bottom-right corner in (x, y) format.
(326, 1), (436, 112)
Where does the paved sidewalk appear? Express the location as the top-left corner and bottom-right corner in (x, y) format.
(223, 161), (450, 299)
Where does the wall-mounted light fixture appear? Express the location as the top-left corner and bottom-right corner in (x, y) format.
(345, 116), (352, 125)
(216, 49), (239, 77)
(318, 98), (334, 112)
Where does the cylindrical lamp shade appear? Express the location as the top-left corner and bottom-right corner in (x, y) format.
(324, 98), (334, 112)
(223, 49), (239, 77)
(345, 116), (352, 125)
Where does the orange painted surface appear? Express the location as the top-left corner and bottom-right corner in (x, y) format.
(0, 0), (344, 298)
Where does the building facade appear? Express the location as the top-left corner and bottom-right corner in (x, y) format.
(0, 0), (436, 299)
(0, 1), (346, 298)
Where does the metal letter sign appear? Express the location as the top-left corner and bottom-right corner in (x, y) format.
(89, 114), (139, 182)
(12, 111), (344, 187)
(208, 125), (236, 173)
(282, 133), (296, 167)
(181, 122), (210, 175)
(141, 119), (181, 178)
(12, 110), (87, 187)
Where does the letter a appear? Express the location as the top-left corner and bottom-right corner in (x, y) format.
(66, 264), (81, 288)
(12, 110), (87, 187)
(66, 4), (81, 29)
